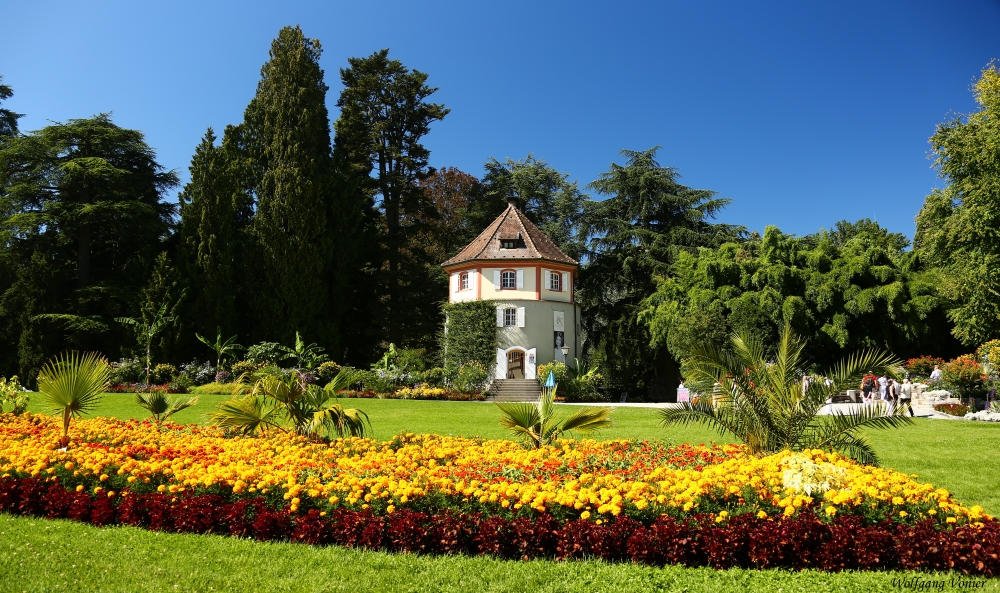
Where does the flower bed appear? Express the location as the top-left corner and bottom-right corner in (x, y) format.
(338, 388), (487, 401)
(0, 414), (996, 574)
(107, 383), (189, 394)
(934, 403), (971, 417)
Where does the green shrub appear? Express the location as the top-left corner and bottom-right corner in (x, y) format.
(455, 361), (489, 393)
(415, 367), (446, 387)
(191, 382), (238, 395)
(536, 360), (603, 402)
(396, 348), (427, 374)
(231, 360), (264, 380)
(357, 370), (398, 395)
(0, 376), (28, 415)
(977, 339), (1000, 376)
(536, 362), (570, 386)
(150, 364), (178, 385)
(245, 342), (292, 366)
(316, 361), (342, 384)
(109, 357), (145, 385)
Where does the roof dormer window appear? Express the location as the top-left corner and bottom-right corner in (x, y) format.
(500, 231), (524, 250)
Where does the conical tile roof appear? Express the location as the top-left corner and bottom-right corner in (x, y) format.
(442, 203), (578, 268)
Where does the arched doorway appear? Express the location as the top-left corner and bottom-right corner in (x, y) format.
(506, 349), (526, 379)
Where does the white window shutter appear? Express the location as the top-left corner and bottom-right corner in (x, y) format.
(493, 270), (501, 289)
(470, 270), (477, 292)
(517, 307), (525, 328)
(496, 305), (504, 327)
(451, 273), (459, 293)
(516, 269), (524, 289)
(544, 270), (551, 290)
(562, 272), (570, 294)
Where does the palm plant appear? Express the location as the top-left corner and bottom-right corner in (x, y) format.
(115, 304), (173, 385)
(36, 351), (110, 448)
(208, 367), (369, 439)
(496, 385), (612, 449)
(659, 325), (912, 465)
(195, 327), (244, 369)
(135, 392), (199, 423)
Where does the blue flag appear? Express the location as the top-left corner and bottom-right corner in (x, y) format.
(544, 371), (556, 388)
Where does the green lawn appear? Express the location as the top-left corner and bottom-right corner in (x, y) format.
(11, 393), (1000, 591)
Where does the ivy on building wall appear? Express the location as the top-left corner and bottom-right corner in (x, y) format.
(441, 300), (498, 375)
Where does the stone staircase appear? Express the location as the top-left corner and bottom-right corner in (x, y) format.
(487, 379), (542, 402)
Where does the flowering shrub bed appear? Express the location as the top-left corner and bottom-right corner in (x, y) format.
(0, 414), (995, 573)
(336, 389), (487, 402)
(934, 403), (971, 417)
(905, 356), (947, 379)
(106, 383), (189, 394)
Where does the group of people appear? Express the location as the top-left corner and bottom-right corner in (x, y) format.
(860, 372), (915, 416)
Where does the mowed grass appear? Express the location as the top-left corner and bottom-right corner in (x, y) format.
(11, 393), (1000, 592)
(3, 514), (997, 593)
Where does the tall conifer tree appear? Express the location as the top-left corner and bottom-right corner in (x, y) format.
(177, 128), (241, 342)
(240, 26), (339, 349)
(334, 49), (449, 348)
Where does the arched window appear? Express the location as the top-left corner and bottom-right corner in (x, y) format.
(460, 272), (470, 291)
(549, 271), (561, 291)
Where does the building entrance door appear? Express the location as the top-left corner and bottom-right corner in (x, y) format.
(507, 350), (525, 379)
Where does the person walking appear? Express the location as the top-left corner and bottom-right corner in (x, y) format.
(930, 365), (943, 382)
(885, 378), (898, 415)
(899, 378), (915, 417)
(878, 375), (888, 401)
(861, 372), (876, 404)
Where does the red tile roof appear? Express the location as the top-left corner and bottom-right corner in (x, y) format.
(442, 204), (578, 268)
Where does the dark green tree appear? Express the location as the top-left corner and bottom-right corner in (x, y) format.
(0, 115), (177, 381)
(176, 128), (246, 344)
(579, 147), (743, 399)
(0, 76), (23, 137)
(239, 26), (341, 350)
(915, 64), (1000, 346)
(137, 252), (186, 363)
(334, 48), (449, 348)
(641, 223), (960, 372)
(469, 156), (589, 262)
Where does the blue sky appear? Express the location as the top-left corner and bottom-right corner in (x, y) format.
(4, 0), (998, 239)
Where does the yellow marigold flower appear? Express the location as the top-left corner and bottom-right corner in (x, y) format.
(580, 511), (591, 520)
(757, 511), (767, 519)
(75, 484), (84, 492)
(946, 517), (957, 524)
(386, 505), (395, 514)
(826, 506), (836, 516)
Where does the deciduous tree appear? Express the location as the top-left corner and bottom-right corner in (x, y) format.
(915, 64), (1000, 345)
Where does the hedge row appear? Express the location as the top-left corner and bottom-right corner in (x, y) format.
(2, 478), (996, 575)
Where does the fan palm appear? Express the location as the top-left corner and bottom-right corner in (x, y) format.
(496, 385), (612, 449)
(659, 325), (912, 465)
(36, 351), (111, 448)
(135, 392), (199, 423)
(208, 367), (369, 439)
